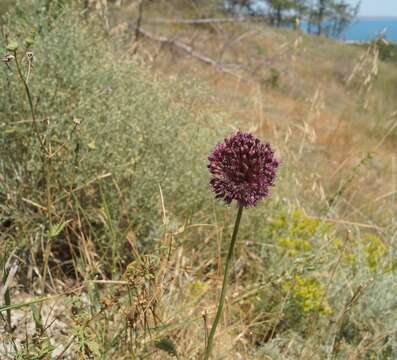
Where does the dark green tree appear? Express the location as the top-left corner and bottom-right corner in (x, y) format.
(308, 0), (360, 37)
(330, 0), (360, 37)
(265, 0), (296, 27)
(294, 0), (309, 24)
(226, 0), (257, 14)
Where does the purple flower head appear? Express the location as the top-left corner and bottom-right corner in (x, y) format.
(208, 132), (279, 207)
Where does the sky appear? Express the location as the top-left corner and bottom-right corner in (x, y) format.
(348, 0), (397, 17)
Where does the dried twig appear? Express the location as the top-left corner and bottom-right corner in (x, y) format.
(0, 260), (19, 299)
(132, 25), (246, 81)
(135, 0), (145, 42)
(146, 17), (265, 25)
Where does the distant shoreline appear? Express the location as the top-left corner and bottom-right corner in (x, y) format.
(355, 16), (397, 20)
(341, 17), (397, 42)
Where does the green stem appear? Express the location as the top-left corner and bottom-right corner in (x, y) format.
(204, 205), (244, 360)
(14, 52), (53, 292)
(13, 53), (47, 155)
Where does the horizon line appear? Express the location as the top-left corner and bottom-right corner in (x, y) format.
(357, 15), (397, 19)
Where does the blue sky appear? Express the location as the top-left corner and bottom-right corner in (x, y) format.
(349, 0), (397, 17)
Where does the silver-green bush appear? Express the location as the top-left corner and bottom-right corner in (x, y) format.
(0, 2), (220, 273)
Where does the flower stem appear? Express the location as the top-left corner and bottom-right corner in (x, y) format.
(13, 52), (47, 155)
(204, 205), (244, 360)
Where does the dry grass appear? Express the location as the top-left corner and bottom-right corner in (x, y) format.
(122, 1), (397, 224)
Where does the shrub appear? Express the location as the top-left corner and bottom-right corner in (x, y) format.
(376, 39), (397, 63)
(0, 2), (220, 276)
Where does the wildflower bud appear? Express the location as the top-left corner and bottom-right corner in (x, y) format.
(73, 118), (81, 126)
(26, 51), (34, 62)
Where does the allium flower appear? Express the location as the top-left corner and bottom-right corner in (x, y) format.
(208, 131), (279, 207)
(205, 132), (279, 359)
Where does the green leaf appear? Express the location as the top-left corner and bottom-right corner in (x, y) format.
(25, 37), (34, 48)
(49, 220), (72, 238)
(154, 337), (178, 357)
(6, 41), (18, 52)
(30, 303), (43, 331)
(0, 295), (56, 313)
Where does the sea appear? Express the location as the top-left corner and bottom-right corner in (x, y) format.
(341, 17), (397, 42)
(243, 1), (397, 42)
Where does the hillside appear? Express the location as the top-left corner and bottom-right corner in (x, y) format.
(117, 0), (397, 224)
(1, 1), (397, 359)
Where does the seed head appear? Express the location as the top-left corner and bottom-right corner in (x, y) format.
(26, 51), (34, 62)
(208, 132), (279, 207)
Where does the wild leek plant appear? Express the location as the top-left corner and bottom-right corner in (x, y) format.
(204, 132), (279, 359)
